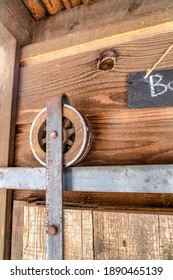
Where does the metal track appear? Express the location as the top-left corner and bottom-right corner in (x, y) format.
(1, 165), (173, 193)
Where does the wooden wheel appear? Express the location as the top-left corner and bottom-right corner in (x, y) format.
(30, 104), (91, 167)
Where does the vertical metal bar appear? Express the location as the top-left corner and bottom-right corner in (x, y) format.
(46, 94), (63, 260)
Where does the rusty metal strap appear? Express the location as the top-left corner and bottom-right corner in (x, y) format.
(46, 94), (65, 260)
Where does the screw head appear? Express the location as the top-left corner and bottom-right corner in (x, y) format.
(48, 225), (58, 236)
(50, 130), (58, 139)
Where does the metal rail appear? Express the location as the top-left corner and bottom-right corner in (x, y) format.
(0, 165), (173, 193)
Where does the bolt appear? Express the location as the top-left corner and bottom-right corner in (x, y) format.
(50, 130), (58, 139)
(48, 225), (58, 236)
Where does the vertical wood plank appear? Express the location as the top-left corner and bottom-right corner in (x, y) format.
(11, 201), (26, 260)
(94, 211), (160, 260)
(23, 205), (94, 260)
(64, 209), (94, 259)
(0, 23), (19, 259)
(23, 205), (46, 260)
(93, 211), (119, 260)
(159, 215), (173, 260)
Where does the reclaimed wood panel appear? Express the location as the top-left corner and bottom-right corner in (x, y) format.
(21, 205), (173, 260)
(0, 0), (34, 46)
(0, 24), (20, 259)
(159, 215), (173, 259)
(94, 211), (160, 259)
(23, 205), (94, 260)
(15, 23), (173, 169)
(11, 201), (26, 260)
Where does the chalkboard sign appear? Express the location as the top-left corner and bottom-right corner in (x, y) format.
(128, 69), (173, 108)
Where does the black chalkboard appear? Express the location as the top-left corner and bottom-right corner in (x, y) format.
(128, 69), (173, 108)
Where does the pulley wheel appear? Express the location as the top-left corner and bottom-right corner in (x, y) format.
(30, 104), (91, 167)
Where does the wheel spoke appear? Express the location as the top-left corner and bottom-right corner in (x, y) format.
(63, 118), (71, 129)
(66, 128), (75, 138)
(65, 139), (74, 147)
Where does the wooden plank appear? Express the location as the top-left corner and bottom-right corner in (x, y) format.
(13, 190), (173, 212)
(16, 23), (173, 170)
(93, 211), (173, 260)
(23, 204), (46, 259)
(11, 201), (26, 260)
(25, 0), (173, 51)
(21, 205), (173, 259)
(0, 24), (20, 260)
(0, 0), (34, 46)
(159, 215), (173, 260)
(23, 205), (94, 260)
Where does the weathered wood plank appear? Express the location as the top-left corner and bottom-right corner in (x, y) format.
(0, 0), (34, 46)
(23, 204), (46, 259)
(16, 23), (173, 169)
(13, 190), (173, 212)
(26, 0), (173, 52)
(11, 201), (26, 260)
(0, 24), (20, 259)
(21, 205), (173, 260)
(159, 215), (173, 260)
(93, 211), (173, 260)
(23, 205), (94, 260)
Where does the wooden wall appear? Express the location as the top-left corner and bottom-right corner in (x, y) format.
(9, 0), (173, 260)
(13, 0), (173, 208)
(11, 202), (173, 260)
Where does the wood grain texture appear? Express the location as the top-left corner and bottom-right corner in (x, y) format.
(93, 211), (173, 260)
(23, 204), (46, 259)
(21, 205), (173, 260)
(13, 191), (173, 212)
(159, 215), (173, 260)
(11, 201), (26, 260)
(0, 0), (34, 46)
(31, 0), (173, 45)
(23, 205), (94, 259)
(0, 24), (20, 259)
(16, 23), (173, 169)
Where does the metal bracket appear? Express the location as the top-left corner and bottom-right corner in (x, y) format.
(46, 94), (66, 260)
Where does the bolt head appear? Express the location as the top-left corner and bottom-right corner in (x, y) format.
(50, 130), (58, 139)
(48, 225), (58, 236)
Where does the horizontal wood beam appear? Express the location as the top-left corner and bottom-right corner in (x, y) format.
(21, 0), (173, 61)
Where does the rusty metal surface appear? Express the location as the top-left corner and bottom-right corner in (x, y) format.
(46, 94), (64, 260)
(22, 0), (92, 20)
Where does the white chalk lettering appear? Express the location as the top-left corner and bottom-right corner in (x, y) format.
(150, 74), (167, 97)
